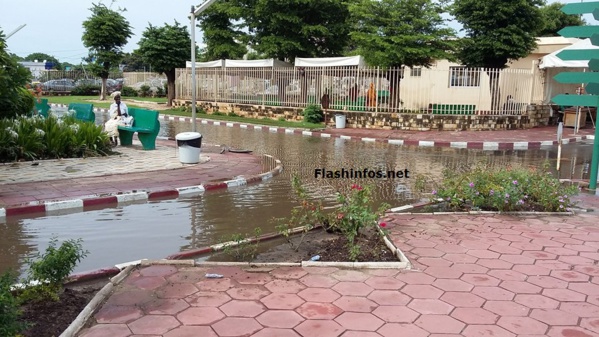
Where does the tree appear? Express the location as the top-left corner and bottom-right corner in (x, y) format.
(242, 0), (352, 60)
(24, 53), (62, 70)
(120, 51), (146, 72)
(0, 31), (33, 119)
(349, 0), (456, 107)
(452, 0), (542, 69)
(198, 2), (247, 61)
(82, 3), (132, 100)
(137, 21), (193, 106)
(537, 2), (585, 37)
(452, 0), (543, 109)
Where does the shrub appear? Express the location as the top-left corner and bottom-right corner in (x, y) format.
(20, 238), (88, 302)
(71, 84), (100, 96)
(212, 111), (225, 116)
(432, 162), (579, 212)
(0, 271), (26, 336)
(0, 115), (112, 163)
(218, 228), (262, 262)
(325, 184), (390, 260)
(156, 86), (165, 97)
(227, 111), (240, 117)
(121, 86), (138, 97)
(302, 104), (324, 123)
(276, 177), (389, 261)
(139, 84), (151, 97)
(275, 176), (327, 252)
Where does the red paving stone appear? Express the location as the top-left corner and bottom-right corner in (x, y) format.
(79, 210), (599, 337)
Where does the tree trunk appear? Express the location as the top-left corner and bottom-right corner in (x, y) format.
(100, 77), (107, 101)
(165, 69), (175, 107)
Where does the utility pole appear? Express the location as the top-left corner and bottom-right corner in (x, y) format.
(189, 0), (219, 132)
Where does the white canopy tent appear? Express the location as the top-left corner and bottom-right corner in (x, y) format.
(294, 55), (366, 67)
(186, 60), (224, 68)
(224, 58), (292, 68)
(539, 38), (599, 102)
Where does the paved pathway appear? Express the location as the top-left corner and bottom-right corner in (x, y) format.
(0, 139), (264, 209)
(78, 209), (599, 337)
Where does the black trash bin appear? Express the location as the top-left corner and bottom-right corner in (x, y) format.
(175, 132), (202, 163)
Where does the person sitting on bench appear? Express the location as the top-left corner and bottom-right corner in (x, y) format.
(104, 92), (129, 146)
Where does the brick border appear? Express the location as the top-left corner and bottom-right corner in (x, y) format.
(0, 155), (282, 219)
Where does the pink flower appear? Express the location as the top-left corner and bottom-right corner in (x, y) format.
(337, 213), (344, 220)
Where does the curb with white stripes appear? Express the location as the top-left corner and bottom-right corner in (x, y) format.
(0, 157), (282, 220)
(50, 104), (595, 150)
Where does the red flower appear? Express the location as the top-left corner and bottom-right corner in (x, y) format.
(379, 222), (387, 228)
(351, 184), (362, 190)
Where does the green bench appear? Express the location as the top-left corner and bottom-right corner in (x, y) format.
(117, 108), (160, 150)
(68, 103), (95, 122)
(32, 99), (51, 117)
(430, 104), (476, 115)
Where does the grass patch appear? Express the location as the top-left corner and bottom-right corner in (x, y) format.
(161, 108), (324, 129)
(45, 96), (167, 109)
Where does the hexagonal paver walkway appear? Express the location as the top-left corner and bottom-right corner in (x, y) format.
(79, 210), (599, 337)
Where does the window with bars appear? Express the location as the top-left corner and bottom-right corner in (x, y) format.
(449, 67), (481, 87)
(410, 67), (422, 77)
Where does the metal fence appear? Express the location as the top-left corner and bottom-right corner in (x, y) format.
(175, 65), (544, 115)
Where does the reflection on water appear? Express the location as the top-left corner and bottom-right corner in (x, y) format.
(1, 117), (595, 275)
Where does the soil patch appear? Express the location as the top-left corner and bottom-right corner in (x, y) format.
(252, 228), (396, 263)
(18, 280), (106, 337)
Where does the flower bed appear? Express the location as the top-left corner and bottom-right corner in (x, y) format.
(430, 163), (579, 212)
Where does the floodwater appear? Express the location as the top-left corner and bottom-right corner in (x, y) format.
(0, 113), (595, 275)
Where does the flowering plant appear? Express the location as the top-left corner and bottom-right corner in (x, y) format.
(325, 184), (390, 260)
(433, 163), (578, 212)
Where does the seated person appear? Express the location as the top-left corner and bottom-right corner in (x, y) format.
(104, 92), (129, 146)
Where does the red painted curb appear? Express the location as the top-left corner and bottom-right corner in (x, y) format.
(83, 196), (118, 208)
(166, 246), (213, 260)
(204, 182), (228, 191)
(148, 190), (179, 200)
(68, 267), (121, 283)
(466, 142), (484, 149)
(6, 204), (46, 217)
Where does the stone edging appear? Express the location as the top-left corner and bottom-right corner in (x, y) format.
(166, 224), (412, 269)
(49, 104), (595, 150)
(0, 154), (282, 220)
(388, 199), (576, 215)
(59, 264), (136, 337)
(163, 114), (595, 150)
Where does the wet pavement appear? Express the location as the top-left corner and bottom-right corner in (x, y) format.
(2, 117), (599, 336)
(78, 210), (599, 337)
(0, 139), (264, 210)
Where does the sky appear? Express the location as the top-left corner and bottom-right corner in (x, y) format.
(1, 0), (597, 65)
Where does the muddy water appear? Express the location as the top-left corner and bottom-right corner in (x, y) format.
(0, 116), (594, 275)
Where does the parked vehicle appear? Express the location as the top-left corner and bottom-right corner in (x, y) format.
(42, 79), (76, 92)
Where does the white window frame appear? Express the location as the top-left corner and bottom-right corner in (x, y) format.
(449, 67), (481, 87)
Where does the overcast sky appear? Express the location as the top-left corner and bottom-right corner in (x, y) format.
(1, 0), (596, 64)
